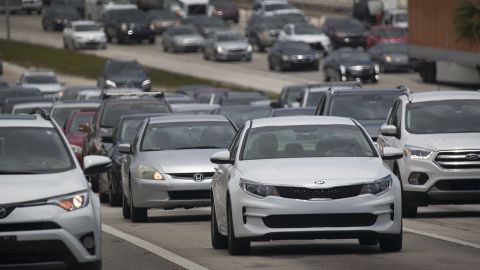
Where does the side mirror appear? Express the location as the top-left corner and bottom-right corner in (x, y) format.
(381, 147), (403, 160)
(101, 135), (113, 144)
(380, 124), (398, 137)
(210, 150), (234, 165)
(118, 143), (132, 154)
(78, 122), (91, 134)
(270, 100), (283, 108)
(83, 155), (112, 175)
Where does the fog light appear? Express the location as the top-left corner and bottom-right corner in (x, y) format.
(408, 172), (429, 185)
(81, 233), (95, 255)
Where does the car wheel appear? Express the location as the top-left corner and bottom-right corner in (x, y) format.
(148, 36), (156, 44)
(122, 195), (131, 219)
(227, 198), (250, 255)
(27, 10), (31, 15)
(379, 231), (403, 252)
(109, 175), (122, 207)
(268, 60), (274, 71)
(107, 35), (112, 43)
(42, 22), (47, 31)
(117, 36), (124, 44)
(129, 188), (147, 223)
(163, 45), (167, 52)
(203, 51), (209, 60)
(394, 166), (418, 218)
(358, 236), (378, 246)
(211, 196), (228, 249)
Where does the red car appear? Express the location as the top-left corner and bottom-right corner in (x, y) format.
(366, 26), (407, 49)
(64, 110), (96, 167)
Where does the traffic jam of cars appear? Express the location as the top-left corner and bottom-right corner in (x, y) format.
(1, 0), (480, 269)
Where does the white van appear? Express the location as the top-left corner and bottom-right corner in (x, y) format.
(85, 0), (137, 21)
(164, 0), (211, 17)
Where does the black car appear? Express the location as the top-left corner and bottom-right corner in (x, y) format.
(268, 41), (320, 71)
(42, 5), (80, 31)
(62, 85), (99, 100)
(188, 15), (230, 37)
(369, 43), (420, 73)
(272, 84), (306, 108)
(147, 9), (181, 34)
(50, 0), (85, 18)
(315, 87), (407, 140)
(97, 60), (151, 91)
(218, 91), (269, 106)
(323, 48), (379, 83)
(211, 0), (240, 23)
(103, 9), (155, 44)
(320, 16), (367, 48)
(212, 105), (272, 127)
(269, 107), (315, 117)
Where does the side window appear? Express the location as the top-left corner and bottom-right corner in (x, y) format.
(229, 126), (244, 160)
(393, 102), (402, 129)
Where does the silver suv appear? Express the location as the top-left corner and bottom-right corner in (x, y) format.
(0, 113), (111, 269)
(378, 91), (480, 217)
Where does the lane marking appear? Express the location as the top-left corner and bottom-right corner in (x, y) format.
(404, 227), (480, 249)
(102, 224), (210, 270)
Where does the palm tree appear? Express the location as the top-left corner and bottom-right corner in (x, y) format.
(455, 0), (480, 45)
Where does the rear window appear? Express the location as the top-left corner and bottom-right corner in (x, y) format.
(329, 93), (399, 120)
(188, 4), (207, 15)
(101, 102), (170, 128)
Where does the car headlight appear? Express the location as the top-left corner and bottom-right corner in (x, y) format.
(340, 65), (346, 74)
(71, 144), (82, 155)
(374, 64), (380, 73)
(240, 179), (279, 199)
(48, 191), (89, 211)
(120, 23), (128, 32)
(247, 45), (253, 52)
(141, 79), (151, 87)
(150, 24), (155, 30)
(105, 80), (116, 88)
(217, 46), (224, 53)
(360, 175), (392, 196)
(384, 55), (392, 62)
(404, 145), (434, 160)
(136, 164), (164, 180)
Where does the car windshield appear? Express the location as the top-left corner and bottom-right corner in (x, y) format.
(378, 43), (407, 53)
(24, 75), (58, 84)
(394, 13), (408, 23)
(406, 100), (480, 134)
(119, 119), (143, 141)
(295, 26), (323, 35)
(265, 3), (291, 11)
(142, 121), (236, 151)
(242, 124), (375, 160)
(52, 107), (96, 127)
(74, 24), (100, 31)
(106, 62), (145, 76)
(339, 51), (371, 62)
(377, 28), (406, 37)
(170, 28), (196, 35)
(280, 42), (312, 53)
(218, 107), (272, 127)
(101, 103), (170, 128)
(69, 114), (94, 134)
(277, 13), (307, 24)
(217, 33), (243, 41)
(0, 127), (74, 174)
(329, 93), (399, 120)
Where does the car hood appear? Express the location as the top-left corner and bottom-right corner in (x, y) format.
(140, 149), (226, 174)
(239, 157), (387, 187)
(73, 31), (105, 38)
(174, 34), (204, 42)
(292, 34), (329, 43)
(358, 119), (385, 139)
(107, 74), (148, 83)
(21, 83), (62, 92)
(216, 41), (249, 49)
(407, 133), (480, 151)
(0, 169), (87, 205)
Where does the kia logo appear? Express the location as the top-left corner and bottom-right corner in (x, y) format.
(314, 180), (325, 185)
(193, 173), (205, 182)
(0, 207), (7, 219)
(465, 154), (480, 161)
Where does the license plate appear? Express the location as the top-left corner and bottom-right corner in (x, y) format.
(0, 235), (17, 243)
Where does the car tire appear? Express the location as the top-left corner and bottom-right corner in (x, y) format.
(117, 36), (124, 44)
(227, 198), (250, 255)
(122, 195), (131, 219)
(379, 231), (402, 252)
(109, 176), (122, 207)
(72, 260), (101, 270)
(99, 191), (109, 203)
(211, 197), (228, 249)
(37, 10), (41, 15)
(268, 60), (274, 71)
(393, 166), (418, 218)
(255, 37), (265, 52)
(163, 45), (167, 52)
(130, 189), (147, 223)
(358, 236), (378, 246)
(148, 36), (156, 44)
(106, 35), (112, 43)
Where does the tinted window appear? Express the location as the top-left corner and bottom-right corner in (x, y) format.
(306, 91), (326, 107)
(218, 107), (272, 127)
(0, 127), (73, 173)
(119, 119), (144, 142)
(74, 25), (100, 31)
(406, 100), (480, 134)
(106, 62), (145, 76)
(329, 93), (399, 120)
(217, 33), (243, 42)
(24, 75), (58, 84)
(142, 121), (236, 150)
(189, 4), (207, 15)
(338, 51), (371, 62)
(295, 26), (323, 35)
(242, 125), (375, 160)
(101, 103), (170, 128)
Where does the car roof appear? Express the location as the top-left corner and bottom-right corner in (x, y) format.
(148, 114), (228, 124)
(52, 101), (100, 109)
(406, 91), (480, 103)
(0, 114), (54, 128)
(217, 105), (271, 112)
(170, 104), (220, 111)
(225, 91), (265, 98)
(330, 88), (405, 96)
(251, 116), (355, 128)
(23, 71), (56, 77)
(13, 102), (53, 109)
(71, 20), (97, 26)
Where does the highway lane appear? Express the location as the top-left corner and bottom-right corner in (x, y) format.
(0, 13), (439, 94)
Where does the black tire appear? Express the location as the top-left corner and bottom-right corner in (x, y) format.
(163, 45), (167, 52)
(211, 198), (228, 249)
(268, 60), (274, 71)
(379, 232), (403, 252)
(117, 36), (124, 44)
(148, 36), (156, 44)
(227, 199), (250, 255)
(122, 195), (131, 219)
(106, 34), (112, 43)
(109, 176), (122, 207)
(402, 201), (418, 218)
(358, 236), (378, 246)
(130, 189), (147, 223)
(37, 10), (41, 15)
(42, 22), (47, 31)
(99, 191), (109, 203)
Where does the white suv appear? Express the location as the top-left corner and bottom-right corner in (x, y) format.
(0, 113), (111, 269)
(378, 91), (480, 217)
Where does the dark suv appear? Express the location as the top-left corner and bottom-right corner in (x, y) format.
(97, 60), (151, 91)
(103, 9), (155, 44)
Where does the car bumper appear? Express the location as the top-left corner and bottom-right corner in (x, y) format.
(399, 158), (480, 205)
(216, 51), (252, 61)
(174, 43), (203, 52)
(131, 177), (212, 209)
(0, 195), (101, 268)
(281, 59), (319, 69)
(229, 187), (401, 239)
(73, 40), (107, 49)
(22, 3), (42, 10)
(119, 30), (154, 40)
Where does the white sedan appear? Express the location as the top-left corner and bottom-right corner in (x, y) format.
(279, 23), (332, 54)
(63, 21), (107, 50)
(210, 116), (403, 255)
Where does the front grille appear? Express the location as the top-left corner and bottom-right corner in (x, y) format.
(168, 190), (210, 200)
(0, 222), (61, 232)
(435, 150), (480, 169)
(116, 82), (142, 88)
(263, 213), (377, 228)
(276, 184), (363, 200)
(435, 179), (480, 191)
(228, 48), (246, 53)
(309, 42), (325, 51)
(0, 240), (71, 265)
(169, 172), (215, 179)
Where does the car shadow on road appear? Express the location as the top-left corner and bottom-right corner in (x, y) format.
(145, 214), (210, 223)
(415, 211), (480, 219)
(250, 243), (381, 256)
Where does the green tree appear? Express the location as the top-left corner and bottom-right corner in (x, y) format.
(455, 0), (480, 45)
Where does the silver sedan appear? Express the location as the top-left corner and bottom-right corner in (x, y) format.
(203, 31), (253, 62)
(120, 114), (237, 222)
(162, 26), (205, 53)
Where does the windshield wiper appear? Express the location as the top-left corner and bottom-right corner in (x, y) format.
(172, 146), (224, 150)
(0, 170), (39, 175)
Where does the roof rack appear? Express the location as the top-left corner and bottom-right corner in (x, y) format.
(102, 90), (165, 100)
(30, 108), (52, 120)
(326, 82), (363, 93)
(396, 85), (413, 103)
